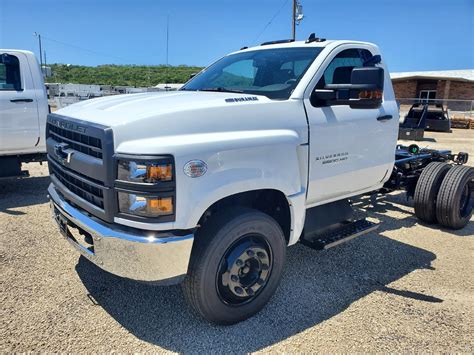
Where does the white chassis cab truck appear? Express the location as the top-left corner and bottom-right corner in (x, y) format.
(48, 35), (473, 325)
(0, 50), (49, 177)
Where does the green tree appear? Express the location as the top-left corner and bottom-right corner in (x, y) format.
(45, 63), (203, 87)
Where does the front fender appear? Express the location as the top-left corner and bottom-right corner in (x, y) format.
(178, 130), (305, 229)
(117, 129), (307, 231)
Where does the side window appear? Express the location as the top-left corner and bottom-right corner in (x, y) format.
(317, 48), (372, 87)
(0, 54), (22, 91)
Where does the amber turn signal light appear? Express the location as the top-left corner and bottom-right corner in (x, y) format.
(147, 197), (173, 214)
(147, 164), (173, 182)
(359, 90), (383, 99)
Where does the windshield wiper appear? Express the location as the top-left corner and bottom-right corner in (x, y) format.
(198, 87), (244, 94)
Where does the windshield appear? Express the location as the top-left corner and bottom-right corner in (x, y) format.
(181, 47), (323, 100)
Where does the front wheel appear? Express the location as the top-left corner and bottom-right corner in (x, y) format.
(182, 208), (286, 325)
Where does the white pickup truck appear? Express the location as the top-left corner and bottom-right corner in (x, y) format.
(47, 35), (473, 325)
(0, 50), (49, 177)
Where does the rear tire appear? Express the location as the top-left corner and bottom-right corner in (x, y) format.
(182, 208), (286, 325)
(414, 162), (451, 223)
(436, 165), (473, 229)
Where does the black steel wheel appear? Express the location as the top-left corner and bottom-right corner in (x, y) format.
(216, 234), (272, 306)
(182, 207), (286, 325)
(436, 165), (473, 229)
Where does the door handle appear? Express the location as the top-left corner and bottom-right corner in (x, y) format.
(10, 98), (34, 103)
(377, 114), (393, 121)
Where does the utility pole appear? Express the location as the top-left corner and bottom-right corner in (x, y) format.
(34, 32), (43, 70)
(166, 15), (169, 68)
(44, 50), (49, 77)
(165, 15), (170, 89)
(292, 0), (296, 41)
(292, 0), (304, 40)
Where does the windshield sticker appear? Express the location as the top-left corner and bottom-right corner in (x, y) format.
(225, 97), (259, 103)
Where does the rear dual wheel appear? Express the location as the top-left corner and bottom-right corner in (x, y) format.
(183, 208), (286, 325)
(414, 162), (473, 229)
(414, 162), (451, 223)
(436, 165), (473, 229)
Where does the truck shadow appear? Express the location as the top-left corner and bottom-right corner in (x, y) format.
(0, 176), (50, 214)
(353, 192), (473, 237)
(76, 230), (437, 352)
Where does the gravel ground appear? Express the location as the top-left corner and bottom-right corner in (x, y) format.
(1, 129), (473, 353)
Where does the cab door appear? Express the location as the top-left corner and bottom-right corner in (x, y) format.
(0, 52), (40, 152)
(304, 45), (398, 205)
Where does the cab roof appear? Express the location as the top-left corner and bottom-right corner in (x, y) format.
(229, 39), (377, 56)
(0, 49), (36, 56)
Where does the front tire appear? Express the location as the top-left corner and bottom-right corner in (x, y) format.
(182, 208), (286, 325)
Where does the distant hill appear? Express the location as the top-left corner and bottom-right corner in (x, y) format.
(45, 64), (204, 87)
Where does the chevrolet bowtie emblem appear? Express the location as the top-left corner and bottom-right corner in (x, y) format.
(54, 143), (73, 164)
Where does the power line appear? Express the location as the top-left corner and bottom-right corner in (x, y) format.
(40, 34), (131, 63)
(253, 0), (290, 44)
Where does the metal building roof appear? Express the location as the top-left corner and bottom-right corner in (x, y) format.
(390, 69), (473, 82)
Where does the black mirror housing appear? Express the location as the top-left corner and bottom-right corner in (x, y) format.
(311, 66), (385, 109)
(351, 67), (384, 90)
(349, 67), (384, 109)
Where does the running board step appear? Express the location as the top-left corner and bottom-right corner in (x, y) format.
(301, 219), (379, 250)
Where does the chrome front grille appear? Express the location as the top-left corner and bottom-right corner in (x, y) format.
(47, 113), (115, 222)
(49, 159), (105, 209)
(47, 122), (103, 159)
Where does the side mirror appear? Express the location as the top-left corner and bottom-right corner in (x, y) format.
(189, 73), (197, 79)
(311, 66), (384, 109)
(349, 67), (384, 109)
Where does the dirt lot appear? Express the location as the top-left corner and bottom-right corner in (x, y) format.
(1, 129), (473, 353)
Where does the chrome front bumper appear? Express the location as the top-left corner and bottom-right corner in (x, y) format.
(48, 184), (194, 283)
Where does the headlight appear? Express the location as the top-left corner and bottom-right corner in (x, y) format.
(116, 156), (175, 219)
(118, 192), (173, 217)
(117, 159), (173, 183)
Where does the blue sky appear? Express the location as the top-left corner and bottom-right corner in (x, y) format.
(1, 0), (473, 72)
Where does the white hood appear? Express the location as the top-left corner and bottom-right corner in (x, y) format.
(57, 91), (267, 127)
(54, 91), (306, 152)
